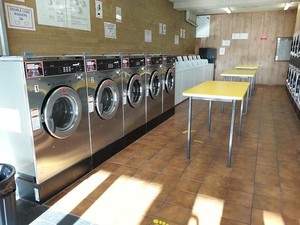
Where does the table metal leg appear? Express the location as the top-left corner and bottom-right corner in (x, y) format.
(187, 97), (192, 160)
(227, 100), (236, 167)
(208, 101), (212, 132)
(245, 88), (249, 114)
(238, 99), (244, 136)
(248, 77), (252, 98)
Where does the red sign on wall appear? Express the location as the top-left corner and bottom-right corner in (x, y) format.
(260, 36), (268, 41)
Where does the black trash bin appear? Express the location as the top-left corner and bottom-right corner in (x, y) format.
(0, 164), (17, 225)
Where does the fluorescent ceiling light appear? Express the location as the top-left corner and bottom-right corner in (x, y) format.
(224, 7), (231, 14)
(284, 3), (290, 10)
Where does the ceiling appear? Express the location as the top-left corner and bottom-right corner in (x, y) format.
(169, 0), (300, 15)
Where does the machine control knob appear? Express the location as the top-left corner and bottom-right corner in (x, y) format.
(76, 73), (83, 80)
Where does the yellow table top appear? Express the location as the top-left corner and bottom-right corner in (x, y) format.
(220, 69), (256, 77)
(235, 64), (259, 69)
(182, 80), (250, 100)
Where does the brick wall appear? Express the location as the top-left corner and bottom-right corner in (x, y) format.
(1, 0), (195, 55)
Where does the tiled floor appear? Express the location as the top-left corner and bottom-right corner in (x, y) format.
(16, 85), (300, 225)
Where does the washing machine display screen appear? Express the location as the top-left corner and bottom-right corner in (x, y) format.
(52, 97), (74, 130)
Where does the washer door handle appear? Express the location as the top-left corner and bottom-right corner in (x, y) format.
(47, 116), (55, 133)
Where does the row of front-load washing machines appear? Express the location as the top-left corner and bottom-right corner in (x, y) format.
(0, 54), (176, 203)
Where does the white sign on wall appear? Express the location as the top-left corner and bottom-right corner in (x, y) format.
(104, 22), (117, 39)
(145, 29), (152, 42)
(196, 15), (210, 38)
(5, 3), (35, 31)
(36, 0), (90, 31)
(95, 0), (103, 18)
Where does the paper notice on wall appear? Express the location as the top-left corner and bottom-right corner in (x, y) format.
(232, 33), (240, 39)
(222, 40), (230, 46)
(145, 29), (152, 42)
(219, 47), (225, 55)
(196, 15), (210, 38)
(36, 0), (90, 31)
(116, 6), (122, 22)
(159, 23), (163, 34)
(162, 24), (166, 35)
(66, 0), (90, 31)
(5, 3), (36, 31)
(104, 22), (116, 39)
(95, 0), (103, 18)
(174, 35), (179, 45)
(240, 33), (248, 39)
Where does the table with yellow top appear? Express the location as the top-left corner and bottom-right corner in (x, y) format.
(235, 64), (259, 70)
(182, 80), (250, 167)
(221, 69), (256, 98)
(235, 65), (259, 90)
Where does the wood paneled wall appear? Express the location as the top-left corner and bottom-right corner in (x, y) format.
(295, 5), (300, 32)
(0, 0), (195, 56)
(195, 10), (297, 85)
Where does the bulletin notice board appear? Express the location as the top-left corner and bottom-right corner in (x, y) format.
(275, 37), (292, 61)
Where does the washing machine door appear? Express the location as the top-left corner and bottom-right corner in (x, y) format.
(44, 86), (82, 139)
(149, 71), (161, 99)
(128, 74), (143, 108)
(165, 68), (174, 93)
(95, 79), (120, 120)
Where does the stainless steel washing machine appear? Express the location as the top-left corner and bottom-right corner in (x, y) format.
(0, 56), (91, 203)
(85, 55), (123, 168)
(145, 55), (163, 130)
(162, 55), (176, 115)
(121, 55), (147, 146)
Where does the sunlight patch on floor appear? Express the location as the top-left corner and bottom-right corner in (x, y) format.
(187, 194), (224, 225)
(263, 211), (285, 225)
(80, 175), (162, 225)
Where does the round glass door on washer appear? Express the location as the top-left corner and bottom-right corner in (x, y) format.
(145, 56), (163, 123)
(121, 56), (146, 139)
(44, 86), (82, 139)
(85, 56), (123, 165)
(162, 56), (176, 113)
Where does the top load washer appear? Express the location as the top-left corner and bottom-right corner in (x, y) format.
(121, 55), (146, 146)
(145, 55), (163, 129)
(162, 55), (176, 114)
(0, 56), (90, 203)
(85, 55), (123, 167)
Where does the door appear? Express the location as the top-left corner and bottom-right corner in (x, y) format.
(95, 79), (120, 120)
(127, 74), (144, 108)
(165, 68), (174, 93)
(43, 86), (82, 139)
(149, 71), (161, 99)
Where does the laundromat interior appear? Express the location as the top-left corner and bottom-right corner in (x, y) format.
(0, 0), (300, 225)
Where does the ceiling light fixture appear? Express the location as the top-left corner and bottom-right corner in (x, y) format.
(284, 3), (290, 10)
(224, 7), (232, 14)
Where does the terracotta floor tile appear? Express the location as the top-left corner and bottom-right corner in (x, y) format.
(254, 183), (281, 199)
(174, 178), (202, 194)
(255, 164), (279, 177)
(282, 201), (300, 220)
(220, 218), (248, 225)
(155, 202), (189, 225)
(225, 189), (253, 207)
(255, 173), (280, 186)
(222, 202), (251, 224)
(252, 194), (282, 213)
(166, 189), (197, 209)
(199, 182), (227, 199)
(227, 178), (254, 194)
(113, 165), (137, 177)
